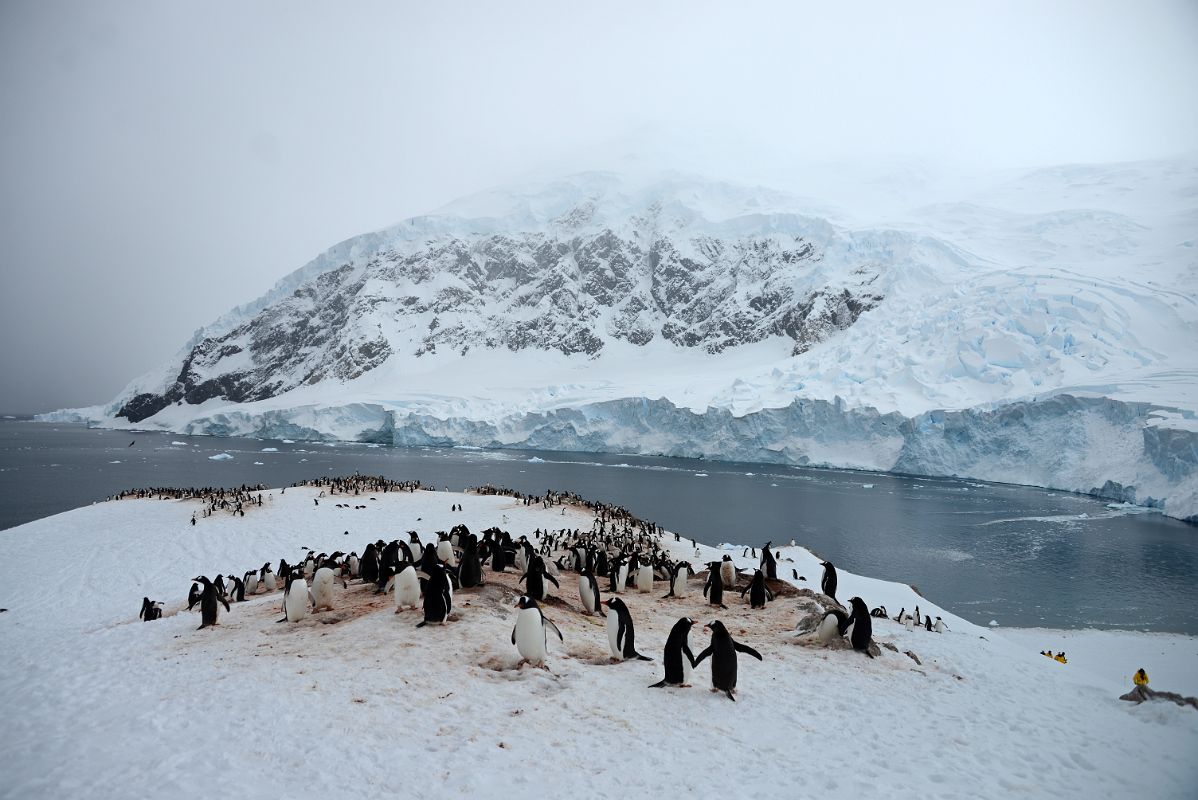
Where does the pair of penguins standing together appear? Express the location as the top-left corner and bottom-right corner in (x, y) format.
(512, 592), (763, 702)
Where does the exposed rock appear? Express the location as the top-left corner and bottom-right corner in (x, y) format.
(1118, 685), (1198, 710)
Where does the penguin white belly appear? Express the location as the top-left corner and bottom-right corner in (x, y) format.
(815, 614), (842, 644)
(284, 579), (309, 622)
(395, 567), (420, 609)
(546, 559), (560, 578)
(579, 576), (596, 613)
(904, 617), (915, 632)
(720, 563), (735, 588)
(637, 565), (653, 593)
(514, 609), (547, 665)
(616, 565), (628, 593)
(682, 639), (693, 684)
(672, 572), (687, 597)
(515, 550), (527, 574)
(245, 575), (258, 594)
(436, 540), (455, 566)
(311, 568), (335, 611)
(349, 556), (360, 577)
(303, 561), (314, 579)
(934, 620), (946, 634)
(264, 573), (277, 592)
(606, 612), (622, 659)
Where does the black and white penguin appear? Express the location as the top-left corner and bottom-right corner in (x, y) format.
(913, 605), (922, 626)
(870, 605), (888, 619)
(578, 569), (605, 616)
(604, 597), (652, 661)
(139, 597), (162, 621)
(635, 557), (654, 593)
(740, 569), (774, 609)
(416, 563), (454, 627)
(719, 555), (737, 590)
(360, 543), (379, 585)
(277, 572), (311, 622)
(703, 562), (728, 610)
(760, 542), (777, 580)
(649, 617), (698, 688)
(244, 570), (258, 595)
(814, 608), (851, 643)
(661, 561), (692, 599)
(518, 556), (560, 602)
(457, 533), (483, 589)
(694, 620), (763, 701)
(261, 563), (277, 592)
(228, 574), (246, 603)
(187, 582), (202, 611)
(387, 564), (421, 612)
(934, 616), (947, 633)
(925, 616), (933, 631)
(310, 567), (337, 612)
(820, 561), (838, 601)
(846, 597), (874, 657)
(192, 576), (229, 630)
(511, 595), (563, 668)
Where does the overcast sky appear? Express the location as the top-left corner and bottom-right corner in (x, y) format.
(1, 0), (1195, 413)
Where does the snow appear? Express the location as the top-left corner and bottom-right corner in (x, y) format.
(38, 159), (1198, 521)
(0, 487), (1195, 799)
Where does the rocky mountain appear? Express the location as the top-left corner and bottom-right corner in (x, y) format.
(48, 164), (1198, 521)
(116, 173), (908, 423)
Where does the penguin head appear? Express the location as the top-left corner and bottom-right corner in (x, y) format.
(515, 595), (538, 610)
(704, 620), (728, 635)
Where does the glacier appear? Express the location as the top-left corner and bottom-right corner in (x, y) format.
(40, 162), (1198, 521)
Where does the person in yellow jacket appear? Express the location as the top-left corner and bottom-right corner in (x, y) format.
(1054, 651), (1067, 663)
(1134, 668), (1149, 686)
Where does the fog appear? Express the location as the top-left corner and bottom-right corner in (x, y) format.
(2, 0), (1195, 413)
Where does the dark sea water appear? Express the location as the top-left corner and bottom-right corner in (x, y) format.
(0, 419), (1194, 633)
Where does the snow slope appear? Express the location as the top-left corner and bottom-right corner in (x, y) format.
(0, 487), (1195, 799)
(43, 160), (1198, 519)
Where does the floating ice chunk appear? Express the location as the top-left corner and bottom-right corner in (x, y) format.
(527, 457), (545, 463)
(109, 460), (121, 464)
(208, 453), (233, 461)
(988, 620), (999, 627)
(254, 461), (264, 465)
(281, 439), (295, 444)
(261, 447), (279, 452)
(694, 473), (708, 477)
(170, 441), (187, 446)
(862, 483), (874, 489)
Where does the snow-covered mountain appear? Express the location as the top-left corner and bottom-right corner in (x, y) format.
(46, 163), (1198, 520)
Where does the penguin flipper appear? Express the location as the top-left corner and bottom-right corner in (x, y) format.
(693, 646), (712, 666)
(275, 616), (288, 623)
(511, 625), (516, 645)
(635, 652), (652, 661)
(648, 680), (667, 688)
(724, 690), (736, 702)
(734, 642), (764, 661)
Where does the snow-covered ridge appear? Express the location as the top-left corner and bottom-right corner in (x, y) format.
(46, 161), (1198, 520)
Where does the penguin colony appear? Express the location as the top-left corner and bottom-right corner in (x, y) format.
(148, 475), (923, 702)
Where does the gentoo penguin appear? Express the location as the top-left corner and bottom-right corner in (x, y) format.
(719, 556), (737, 590)
(388, 564), (421, 612)
(310, 567), (337, 612)
(457, 533), (483, 589)
(815, 608), (851, 643)
(228, 574), (246, 603)
(436, 536), (456, 567)
(511, 595), (562, 668)
(578, 569), (605, 616)
(846, 597), (874, 657)
(192, 576), (229, 630)
(933, 617), (947, 634)
(649, 617), (698, 688)
(703, 562), (728, 610)
(925, 616), (933, 631)
(609, 556), (629, 594)
(261, 563), (277, 592)
(694, 620), (763, 701)
(635, 558), (654, 593)
(348, 552), (360, 577)
(416, 563), (454, 627)
(820, 561), (838, 601)
(913, 605), (922, 626)
(360, 544), (379, 585)
(244, 570), (258, 595)
(893, 607), (906, 623)
(740, 569), (774, 609)
(760, 542), (777, 580)
(139, 597), (162, 621)
(870, 605), (888, 619)
(604, 598), (652, 661)
(661, 561), (692, 599)
(518, 556), (559, 602)
(187, 582), (202, 611)
(904, 614), (915, 632)
(278, 572), (311, 623)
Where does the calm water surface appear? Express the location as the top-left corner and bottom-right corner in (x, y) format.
(0, 420), (1194, 632)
